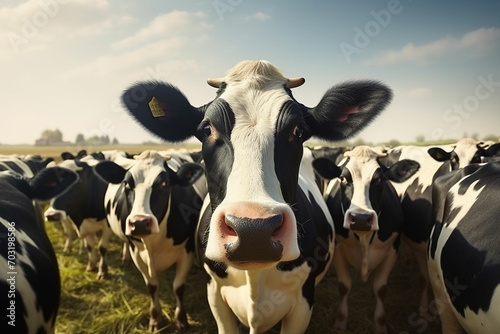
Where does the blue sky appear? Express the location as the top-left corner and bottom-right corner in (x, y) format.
(1, 0), (499, 145)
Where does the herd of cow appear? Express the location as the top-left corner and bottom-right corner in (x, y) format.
(2, 60), (500, 334)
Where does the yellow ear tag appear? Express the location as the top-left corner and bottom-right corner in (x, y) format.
(148, 97), (165, 117)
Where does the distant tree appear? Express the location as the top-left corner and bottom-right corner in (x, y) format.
(112, 138), (119, 145)
(41, 129), (63, 142)
(482, 134), (499, 142)
(415, 135), (425, 143)
(102, 135), (110, 145)
(75, 133), (86, 145)
(386, 139), (401, 147)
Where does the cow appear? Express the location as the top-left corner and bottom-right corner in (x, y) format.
(428, 161), (500, 334)
(0, 167), (78, 334)
(94, 150), (206, 332)
(118, 60), (392, 333)
(428, 137), (500, 170)
(313, 145), (419, 333)
(381, 139), (500, 317)
(0, 154), (54, 179)
(44, 155), (115, 279)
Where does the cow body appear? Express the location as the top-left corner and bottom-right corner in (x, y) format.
(120, 60), (392, 332)
(383, 139), (500, 316)
(428, 161), (500, 333)
(315, 146), (419, 333)
(95, 150), (206, 332)
(0, 167), (78, 334)
(44, 156), (114, 278)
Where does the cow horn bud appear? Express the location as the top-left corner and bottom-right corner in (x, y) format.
(286, 77), (305, 88)
(207, 78), (224, 88)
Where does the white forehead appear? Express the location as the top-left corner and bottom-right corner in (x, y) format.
(345, 146), (381, 181)
(128, 151), (168, 185)
(454, 138), (479, 166)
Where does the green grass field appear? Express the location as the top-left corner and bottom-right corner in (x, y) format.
(2, 145), (442, 334)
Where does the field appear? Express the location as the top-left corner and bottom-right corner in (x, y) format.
(2, 145), (442, 334)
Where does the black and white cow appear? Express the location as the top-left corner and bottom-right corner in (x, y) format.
(382, 139), (500, 317)
(44, 155), (115, 278)
(428, 161), (500, 333)
(119, 60), (392, 333)
(313, 145), (419, 333)
(428, 137), (500, 170)
(94, 150), (206, 332)
(1, 167), (78, 334)
(0, 154), (54, 177)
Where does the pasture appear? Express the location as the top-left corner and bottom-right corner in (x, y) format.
(1, 145), (442, 334)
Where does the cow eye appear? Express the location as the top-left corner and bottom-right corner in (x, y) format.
(203, 124), (212, 137)
(293, 125), (304, 139)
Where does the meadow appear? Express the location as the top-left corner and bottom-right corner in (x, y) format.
(1, 145), (442, 334)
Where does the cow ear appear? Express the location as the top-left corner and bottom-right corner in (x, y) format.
(428, 147), (452, 161)
(94, 161), (127, 184)
(61, 152), (75, 160)
(484, 143), (500, 157)
(304, 81), (392, 141)
(121, 81), (205, 143)
(28, 167), (79, 201)
(386, 159), (420, 183)
(312, 157), (342, 180)
(171, 163), (205, 187)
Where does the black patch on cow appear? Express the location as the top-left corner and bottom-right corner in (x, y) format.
(166, 183), (203, 252)
(50, 161), (107, 227)
(274, 100), (307, 203)
(431, 162), (500, 316)
(277, 187), (333, 308)
(198, 99), (235, 210)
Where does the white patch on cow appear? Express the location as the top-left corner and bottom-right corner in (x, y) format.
(459, 284), (500, 333)
(0, 157), (35, 177)
(206, 262), (312, 332)
(124, 151), (170, 235)
(453, 137), (481, 168)
(343, 146), (381, 231)
(389, 145), (451, 199)
(206, 62), (301, 263)
(0, 217), (54, 333)
(434, 178), (485, 255)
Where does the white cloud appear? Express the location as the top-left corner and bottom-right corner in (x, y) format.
(112, 10), (211, 49)
(366, 27), (500, 66)
(0, 0), (132, 60)
(245, 11), (271, 21)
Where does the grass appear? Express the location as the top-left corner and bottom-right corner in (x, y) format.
(46, 221), (442, 334)
(3, 145), (442, 334)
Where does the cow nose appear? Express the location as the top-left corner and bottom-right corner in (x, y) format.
(223, 214), (284, 263)
(128, 215), (154, 236)
(348, 212), (375, 231)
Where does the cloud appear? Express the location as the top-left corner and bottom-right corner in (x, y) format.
(112, 10), (211, 49)
(245, 11), (271, 21)
(0, 0), (132, 60)
(366, 27), (500, 66)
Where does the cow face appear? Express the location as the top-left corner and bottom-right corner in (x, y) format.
(314, 146), (419, 233)
(120, 60), (392, 268)
(428, 138), (500, 170)
(44, 159), (88, 222)
(95, 151), (204, 238)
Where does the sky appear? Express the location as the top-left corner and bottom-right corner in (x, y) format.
(1, 0), (500, 145)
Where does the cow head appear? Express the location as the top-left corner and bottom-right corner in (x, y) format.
(95, 151), (204, 238)
(428, 138), (500, 170)
(120, 60), (392, 268)
(44, 159), (89, 222)
(314, 146), (419, 233)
